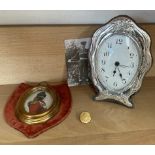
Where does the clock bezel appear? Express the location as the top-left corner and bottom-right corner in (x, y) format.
(96, 33), (142, 93)
(89, 16), (152, 107)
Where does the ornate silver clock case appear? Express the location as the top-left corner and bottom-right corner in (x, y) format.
(89, 16), (152, 107)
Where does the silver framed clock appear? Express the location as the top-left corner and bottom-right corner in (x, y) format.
(89, 16), (152, 107)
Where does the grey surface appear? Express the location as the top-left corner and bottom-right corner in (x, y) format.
(0, 10), (154, 25)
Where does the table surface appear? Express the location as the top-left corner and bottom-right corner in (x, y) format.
(0, 77), (154, 144)
(0, 24), (154, 144)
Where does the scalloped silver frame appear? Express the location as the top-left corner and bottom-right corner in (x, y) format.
(89, 16), (152, 107)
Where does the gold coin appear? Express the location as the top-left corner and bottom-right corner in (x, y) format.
(80, 112), (91, 124)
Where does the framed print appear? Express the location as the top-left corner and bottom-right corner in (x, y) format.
(15, 84), (60, 124)
(65, 38), (92, 86)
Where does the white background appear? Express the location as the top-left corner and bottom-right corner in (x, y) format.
(0, 10), (154, 25)
(0, 0), (155, 153)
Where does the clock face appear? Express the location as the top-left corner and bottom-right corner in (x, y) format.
(96, 34), (140, 92)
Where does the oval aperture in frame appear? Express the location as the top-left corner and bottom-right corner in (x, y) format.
(15, 85), (60, 125)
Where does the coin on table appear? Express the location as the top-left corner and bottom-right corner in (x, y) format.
(80, 112), (91, 124)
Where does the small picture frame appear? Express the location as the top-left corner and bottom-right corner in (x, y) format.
(65, 38), (92, 86)
(15, 83), (60, 124)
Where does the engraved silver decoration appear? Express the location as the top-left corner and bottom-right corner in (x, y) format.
(89, 16), (152, 107)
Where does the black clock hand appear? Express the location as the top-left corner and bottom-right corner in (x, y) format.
(117, 67), (127, 84)
(113, 61), (128, 77)
(113, 61), (120, 76)
(113, 67), (117, 76)
(117, 67), (123, 79)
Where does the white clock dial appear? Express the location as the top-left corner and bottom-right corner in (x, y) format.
(96, 34), (140, 92)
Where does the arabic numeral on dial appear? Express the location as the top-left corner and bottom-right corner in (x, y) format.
(105, 76), (109, 82)
(130, 53), (134, 58)
(116, 38), (123, 44)
(130, 62), (134, 68)
(101, 68), (105, 72)
(108, 43), (112, 48)
(122, 79), (126, 84)
(128, 71), (131, 76)
(104, 52), (109, 56)
(102, 60), (106, 65)
(113, 82), (117, 87)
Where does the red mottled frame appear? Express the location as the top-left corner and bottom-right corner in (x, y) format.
(4, 83), (72, 138)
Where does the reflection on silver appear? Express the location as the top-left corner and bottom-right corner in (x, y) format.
(89, 16), (152, 107)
